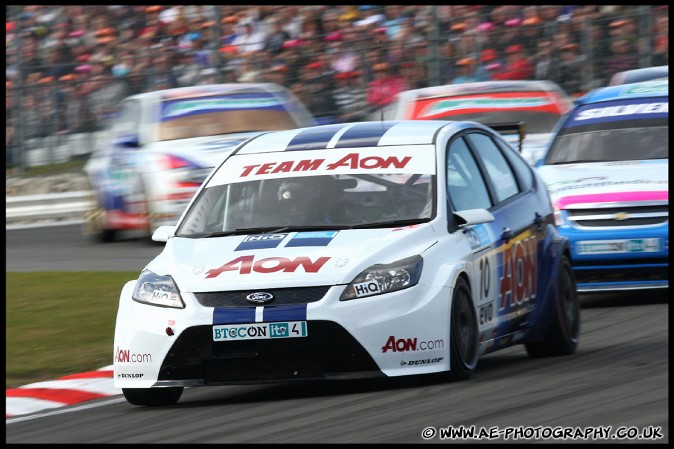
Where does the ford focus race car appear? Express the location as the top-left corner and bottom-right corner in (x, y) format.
(113, 120), (579, 407)
(83, 83), (315, 242)
(537, 79), (668, 292)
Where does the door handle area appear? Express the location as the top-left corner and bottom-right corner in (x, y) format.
(534, 212), (544, 229)
(501, 227), (512, 242)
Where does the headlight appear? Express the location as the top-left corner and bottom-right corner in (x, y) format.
(553, 206), (566, 227)
(132, 270), (185, 309)
(551, 200), (565, 227)
(340, 255), (423, 301)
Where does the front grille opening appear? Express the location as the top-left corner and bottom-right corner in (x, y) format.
(195, 286), (331, 307)
(568, 205), (668, 228)
(571, 217), (667, 227)
(158, 321), (382, 383)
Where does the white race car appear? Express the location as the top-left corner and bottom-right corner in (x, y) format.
(83, 83), (315, 242)
(113, 120), (579, 406)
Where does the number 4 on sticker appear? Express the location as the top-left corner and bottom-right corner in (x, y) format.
(291, 322), (306, 335)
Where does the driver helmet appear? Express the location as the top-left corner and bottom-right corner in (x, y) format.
(277, 179), (322, 217)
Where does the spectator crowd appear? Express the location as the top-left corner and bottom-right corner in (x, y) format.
(5, 5), (669, 170)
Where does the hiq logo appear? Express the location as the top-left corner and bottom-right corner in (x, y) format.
(235, 233), (288, 251)
(245, 234), (286, 242)
(353, 280), (382, 297)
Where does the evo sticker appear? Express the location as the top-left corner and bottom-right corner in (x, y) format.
(235, 234), (288, 251)
(284, 231), (338, 247)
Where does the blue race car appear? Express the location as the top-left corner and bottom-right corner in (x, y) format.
(537, 79), (668, 292)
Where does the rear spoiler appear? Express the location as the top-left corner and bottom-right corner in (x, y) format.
(487, 122), (526, 153)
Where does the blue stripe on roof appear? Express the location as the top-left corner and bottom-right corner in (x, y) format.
(285, 124), (349, 151)
(335, 121), (398, 148)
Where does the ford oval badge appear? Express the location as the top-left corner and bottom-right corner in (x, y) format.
(246, 292), (274, 305)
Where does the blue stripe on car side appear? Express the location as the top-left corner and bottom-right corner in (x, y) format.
(263, 304), (307, 322)
(285, 124), (349, 151)
(335, 121), (398, 148)
(213, 308), (256, 325)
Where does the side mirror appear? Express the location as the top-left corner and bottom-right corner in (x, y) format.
(113, 134), (140, 148)
(152, 225), (176, 242)
(454, 209), (496, 227)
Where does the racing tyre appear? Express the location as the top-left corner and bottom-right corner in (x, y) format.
(447, 277), (479, 381)
(122, 387), (183, 407)
(525, 254), (580, 358)
(139, 179), (160, 244)
(83, 205), (117, 243)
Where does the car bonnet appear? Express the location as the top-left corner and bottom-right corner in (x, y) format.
(149, 132), (263, 169)
(148, 225), (438, 293)
(537, 160), (668, 209)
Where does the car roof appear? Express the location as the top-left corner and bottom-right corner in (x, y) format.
(398, 80), (566, 100)
(608, 65), (668, 86)
(575, 78), (669, 105)
(126, 83), (291, 102)
(234, 120), (469, 155)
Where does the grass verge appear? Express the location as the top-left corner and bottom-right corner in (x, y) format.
(6, 271), (137, 389)
(10, 159), (88, 177)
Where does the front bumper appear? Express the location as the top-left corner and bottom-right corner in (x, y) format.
(113, 280), (452, 388)
(158, 321), (384, 385)
(561, 225), (668, 292)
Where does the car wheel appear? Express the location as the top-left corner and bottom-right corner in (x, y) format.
(122, 387), (183, 407)
(525, 254), (580, 358)
(82, 201), (117, 243)
(139, 178), (159, 241)
(448, 277), (479, 381)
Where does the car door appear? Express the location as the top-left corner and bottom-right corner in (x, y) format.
(446, 130), (545, 348)
(445, 134), (501, 349)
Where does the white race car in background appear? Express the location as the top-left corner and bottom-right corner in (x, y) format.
(83, 83), (316, 242)
(537, 79), (668, 292)
(379, 80), (573, 165)
(113, 120), (579, 407)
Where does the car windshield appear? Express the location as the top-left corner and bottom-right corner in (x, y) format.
(544, 95), (668, 164)
(158, 93), (300, 141)
(545, 126), (668, 164)
(176, 173), (435, 237)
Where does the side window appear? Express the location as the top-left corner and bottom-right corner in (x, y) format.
(113, 100), (141, 137)
(447, 137), (492, 211)
(467, 133), (519, 203)
(495, 138), (533, 192)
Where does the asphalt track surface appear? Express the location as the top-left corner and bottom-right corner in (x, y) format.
(6, 224), (669, 443)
